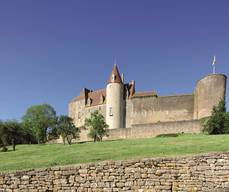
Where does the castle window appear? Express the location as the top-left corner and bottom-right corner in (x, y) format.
(109, 107), (113, 116)
(78, 112), (81, 119)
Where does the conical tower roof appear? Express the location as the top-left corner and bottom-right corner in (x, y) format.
(107, 64), (123, 84)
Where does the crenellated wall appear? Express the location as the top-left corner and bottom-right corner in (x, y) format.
(1, 152), (229, 191)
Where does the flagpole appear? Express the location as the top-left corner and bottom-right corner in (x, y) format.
(212, 56), (216, 74)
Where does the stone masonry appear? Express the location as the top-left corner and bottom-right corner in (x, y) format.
(0, 152), (229, 191)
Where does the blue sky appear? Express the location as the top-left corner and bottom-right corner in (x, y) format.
(0, 0), (228, 120)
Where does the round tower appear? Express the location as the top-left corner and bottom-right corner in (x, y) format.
(106, 65), (124, 129)
(194, 74), (227, 119)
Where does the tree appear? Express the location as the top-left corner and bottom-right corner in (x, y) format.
(224, 112), (229, 134)
(202, 100), (227, 134)
(56, 115), (80, 145)
(22, 104), (57, 144)
(85, 110), (108, 142)
(3, 120), (23, 151)
(0, 121), (8, 152)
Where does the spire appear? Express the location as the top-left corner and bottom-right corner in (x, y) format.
(107, 64), (123, 84)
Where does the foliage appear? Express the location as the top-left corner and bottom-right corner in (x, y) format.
(0, 134), (229, 172)
(56, 115), (80, 145)
(22, 104), (57, 144)
(224, 112), (229, 134)
(0, 121), (8, 152)
(3, 120), (23, 151)
(202, 100), (229, 134)
(85, 110), (108, 142)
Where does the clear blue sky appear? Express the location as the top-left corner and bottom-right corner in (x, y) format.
(0, 0), (228, 120)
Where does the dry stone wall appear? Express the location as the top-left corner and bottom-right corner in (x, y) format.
(0, 152), (229, 192)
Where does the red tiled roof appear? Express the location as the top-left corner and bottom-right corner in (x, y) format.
(107, 64), (123, 84)
(87, 89), (106, 106)
(70, 80), (136, 106)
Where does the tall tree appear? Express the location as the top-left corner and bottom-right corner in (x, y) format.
(56, 115), (80, 145)
(85, 110), (108, 142)
(22, 104), (57, 144)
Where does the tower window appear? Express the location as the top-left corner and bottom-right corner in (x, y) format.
(109, 107), (113, 116)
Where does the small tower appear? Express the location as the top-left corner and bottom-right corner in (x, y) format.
(106, 65), (124, 129)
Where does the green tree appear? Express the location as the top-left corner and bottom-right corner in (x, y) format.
(0, 121), (8, 152)
(22, 104), (57, 144)
(224, 112), (229, 134)
(202, 100), (227, 134)
(56, 115), (80, 145)
(85, 110), (108, 142)
(3, 120), (23, 151)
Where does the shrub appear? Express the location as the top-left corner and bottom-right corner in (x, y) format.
(156, 133), (180, 138)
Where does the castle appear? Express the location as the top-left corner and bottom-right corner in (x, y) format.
(69, 65), (227, 141)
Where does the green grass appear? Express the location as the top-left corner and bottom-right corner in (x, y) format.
(0, 134), (228, 172)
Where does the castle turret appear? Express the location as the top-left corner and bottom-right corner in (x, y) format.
(106, 65), (124, 129)
(194, 74), (227, 119)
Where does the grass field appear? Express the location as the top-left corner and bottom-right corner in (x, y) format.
(0, 134), (228, 172)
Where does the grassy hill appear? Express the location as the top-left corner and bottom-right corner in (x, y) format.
(0, 134), (228, 172)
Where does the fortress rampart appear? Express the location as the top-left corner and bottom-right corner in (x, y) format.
(69, 65), (227, 142)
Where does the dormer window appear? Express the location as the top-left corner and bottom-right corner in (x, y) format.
(100, 95), (104, 104)
(112, 74), (116, 82)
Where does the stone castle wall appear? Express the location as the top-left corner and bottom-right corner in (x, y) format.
(1, 152), (229, 191)
(68, 74), (227, 143)
(69, 100), (106, 128)
(194, 74), (227, 119)
(107, 120), (201, 141)
(63, 119), (201, 143)
(129, 94), (194, 125)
